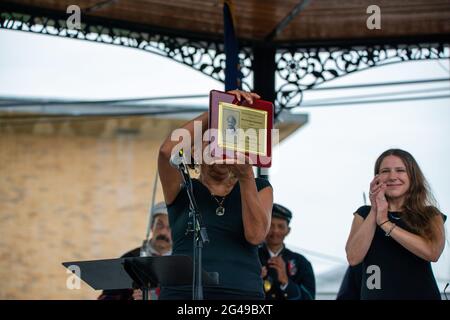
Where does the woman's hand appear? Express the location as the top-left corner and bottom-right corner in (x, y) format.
(227, 90), (260, 104)
(228, 162), (254, 180)
(210, 152), (255, 180)
(369, 174), (383, 211)
(369, 174), (388, 225)
(375, 184), (389, 225)
(226, 152), (255, 180)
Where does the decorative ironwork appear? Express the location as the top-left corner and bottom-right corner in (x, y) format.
(276, 44), (450, 114)
(0, 10), (254, 91)
(2, 7), (449, 117)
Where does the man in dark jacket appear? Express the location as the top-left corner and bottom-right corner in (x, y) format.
(98, 202), (172, 300)
(259, 203), (316, 300)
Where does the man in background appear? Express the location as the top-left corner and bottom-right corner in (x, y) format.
(259, 203), (316, 300)
(98, 202), (172, 300)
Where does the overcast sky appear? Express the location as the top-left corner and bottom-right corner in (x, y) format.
(1, 30), (449, 286)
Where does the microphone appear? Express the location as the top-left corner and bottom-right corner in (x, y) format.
(169, 149), (185, 168)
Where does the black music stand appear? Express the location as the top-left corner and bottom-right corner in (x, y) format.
(62, 255), (218, 300)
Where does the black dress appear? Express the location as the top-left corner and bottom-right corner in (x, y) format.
(355, 205), (445, 300)
(159, 177), (272, 300)
(336, 264), (363, 300)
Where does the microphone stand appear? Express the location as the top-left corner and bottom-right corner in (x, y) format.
(173, 153), (209, 300)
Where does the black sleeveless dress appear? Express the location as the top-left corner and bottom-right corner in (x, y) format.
(160, 177), (272, 300)
(355, 205), (446, 300)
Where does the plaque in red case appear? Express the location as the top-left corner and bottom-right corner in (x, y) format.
(208, 90), (274, 168)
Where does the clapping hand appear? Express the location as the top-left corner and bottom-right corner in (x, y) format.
(369, 174), (388, 224)
(267, 256), (289, 286)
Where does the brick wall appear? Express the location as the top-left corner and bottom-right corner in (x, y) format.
(0, 115), (182, 299)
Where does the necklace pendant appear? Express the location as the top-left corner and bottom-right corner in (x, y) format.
(216, 206), (225, 216)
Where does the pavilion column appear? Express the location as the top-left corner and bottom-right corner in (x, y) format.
(252, 45), (276, 179)
(252, 45), (276, 105)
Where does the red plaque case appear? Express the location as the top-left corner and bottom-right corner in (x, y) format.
(208, 90), (274, 168)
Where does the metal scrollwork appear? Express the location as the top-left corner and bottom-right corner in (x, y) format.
(275, 44), (449, 114)
(0, 10), (253, 90)
(2, 8), (449, 117)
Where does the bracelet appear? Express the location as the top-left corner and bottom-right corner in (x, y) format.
(385, 223), (397, 237)
(378, 219), (389, 227)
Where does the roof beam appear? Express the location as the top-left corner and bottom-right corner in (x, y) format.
(84, 0), (119, 14)
(265, 0), (312, 42)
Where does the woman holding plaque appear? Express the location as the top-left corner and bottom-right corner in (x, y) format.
(158, 90), (273, 300)
(345, 149), (446, 299)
